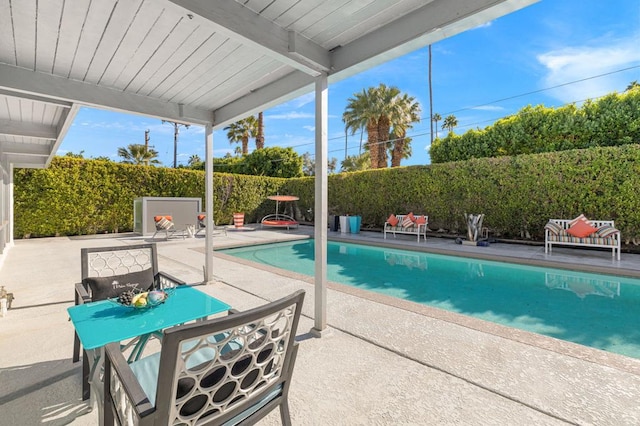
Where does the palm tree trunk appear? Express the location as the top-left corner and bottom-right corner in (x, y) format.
(256, 112), (265, 149)
(242, 136), (249, 154)
(377, 116), (391, 168)
(391, 138), (404, 167)
(366, 121), (379, 169)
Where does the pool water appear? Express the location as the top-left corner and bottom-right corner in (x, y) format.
(221, 240), (640, 359)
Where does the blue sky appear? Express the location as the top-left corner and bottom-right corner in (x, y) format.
(59, 0), (640, 167)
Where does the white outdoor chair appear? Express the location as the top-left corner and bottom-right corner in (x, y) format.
(104, 290), (305, 425)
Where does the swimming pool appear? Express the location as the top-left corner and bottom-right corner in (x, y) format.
(221, 239), (640, 359)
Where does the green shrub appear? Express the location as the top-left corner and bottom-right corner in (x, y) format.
(14, 145), (640, 244)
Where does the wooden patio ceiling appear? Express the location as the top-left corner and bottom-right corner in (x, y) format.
(0, 0), (537, 169)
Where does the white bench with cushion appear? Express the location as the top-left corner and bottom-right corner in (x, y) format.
(544, 214), (621, 260)
(384, 213), (428, 242)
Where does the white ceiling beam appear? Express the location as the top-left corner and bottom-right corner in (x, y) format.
(213, 0), (537, 126)
(0, 141), (52, 156)
(0, 63), (213, 125)
(47, 104), (80, 166)
(4, 157), (46, 169)
(0, 89), (73, 108)
(2, 153), (47, 168)
(0, 118), (57, 140)
(168, 0), (330, 76)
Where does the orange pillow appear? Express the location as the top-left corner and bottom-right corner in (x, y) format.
(407, 212), (416, 222)
(415, 216), (427, 225)
(197, 214), (206, 221)
(386, 214), (399, 226)
(154, 215), (173, 222)
(567, 219), (597, 238)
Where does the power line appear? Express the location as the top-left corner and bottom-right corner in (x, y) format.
(444, 65), (640, 117)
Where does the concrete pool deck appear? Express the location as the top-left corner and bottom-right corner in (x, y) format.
(1, 225), (640, 425)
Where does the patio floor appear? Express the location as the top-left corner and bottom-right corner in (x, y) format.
(1, 226), (640, 425)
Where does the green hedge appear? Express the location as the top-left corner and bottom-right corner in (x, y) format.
(13, 157), (288, 238)
(281, 145), (640, 242)
(14, 146), (640, 244)
(430, 89), (640, 163)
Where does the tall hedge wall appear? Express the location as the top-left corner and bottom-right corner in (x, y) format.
(14, 146), (640, 244)
(13, 157), (287, 238)
(430, 89), (640, 163)
(280, 144), (640, 243)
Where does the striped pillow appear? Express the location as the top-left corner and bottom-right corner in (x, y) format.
(596, 225), (620, 238)
(155, 216), (173, 230)
(569, 214), (592, 227)
(544, 220), (563, 235)
(401, 215), (414, 228)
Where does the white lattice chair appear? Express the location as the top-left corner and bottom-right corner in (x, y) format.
(73, 243), (186, 400)
(104, 290), (305, 426)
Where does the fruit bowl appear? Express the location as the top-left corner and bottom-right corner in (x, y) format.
(111, 288), (173, 309)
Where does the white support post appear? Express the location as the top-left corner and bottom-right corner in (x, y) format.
(311, 72), (329, 337)
(204, 124), (214, 284)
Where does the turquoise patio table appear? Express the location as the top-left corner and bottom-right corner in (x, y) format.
(67, 285), (230, 424)
(68, 285), (230, 350)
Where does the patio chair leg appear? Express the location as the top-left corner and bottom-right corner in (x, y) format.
(280, 400), (292, 426)
(82, 350), (90, 400)
(73, 331), (81, 363)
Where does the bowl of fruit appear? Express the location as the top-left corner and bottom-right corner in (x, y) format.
(114, 289), (171, 309)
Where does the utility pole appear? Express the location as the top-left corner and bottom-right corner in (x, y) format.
(428, 44), (434, 144)
(162, 120), (190, 168)
(144, 129), (150, 166)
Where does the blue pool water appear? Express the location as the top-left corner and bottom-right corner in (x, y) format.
(221, 240), (640, 359)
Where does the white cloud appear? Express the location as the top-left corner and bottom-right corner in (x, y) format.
(537, 34), (640, 103)
(292, 92), (315, 108)
(302, 125), (315, 131)
(268, 111), (315, 120)
(471, 105), (504, 111)
(471, 21), (492, 30)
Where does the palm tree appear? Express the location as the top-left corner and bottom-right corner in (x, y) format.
(117, 144), (160, 165)
(255, 112), (265, 149)
(340, 153), (370, 172)
(432, 113), (442, 139)
(627, 80), (640, 91)
(389, 134), (413, 167)
(442, 114), (458, 133)
(343, 87), (382, 169)
(374, 84), (402, 168)
(344, 84), (416, 169)
(188, 154), (202, 168)
(224, 116), (257, 155)
(389, 94), (421, 167)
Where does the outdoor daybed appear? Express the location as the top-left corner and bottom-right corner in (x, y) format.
(544, 215), (621, 260)
(261, 215), (299, 230)
(261, 194), (300, 230)
(384, 213), (429, 242)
